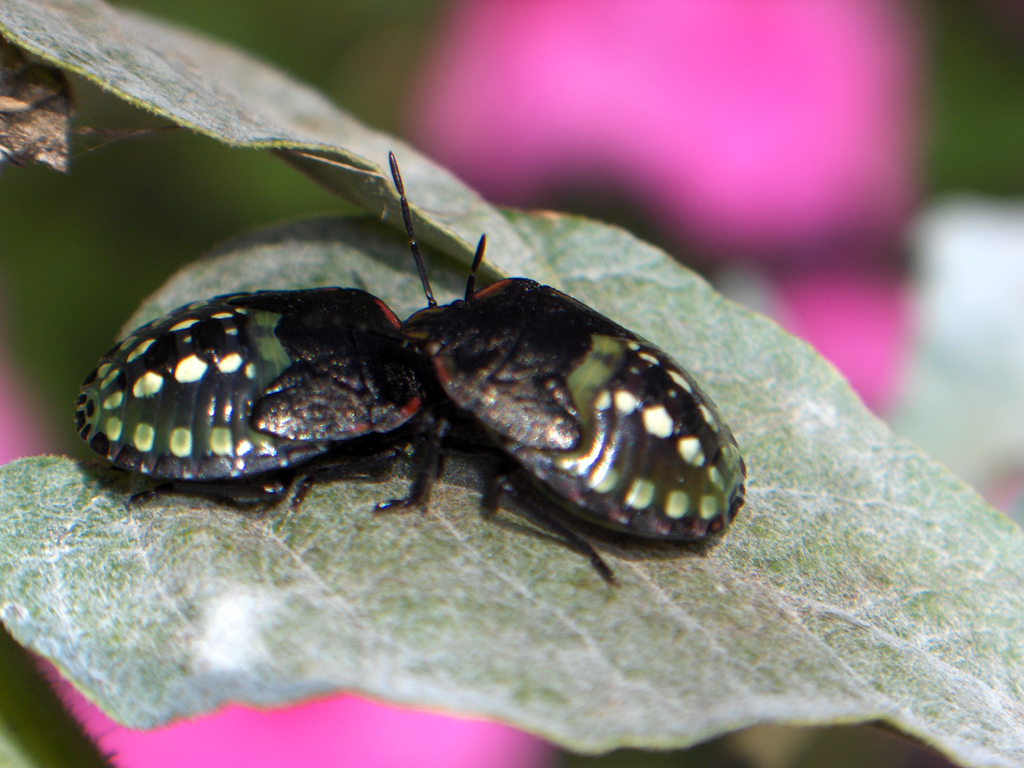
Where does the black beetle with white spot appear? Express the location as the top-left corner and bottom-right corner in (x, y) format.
(389, 154), (746, 577)
(76, 153), (745, 583)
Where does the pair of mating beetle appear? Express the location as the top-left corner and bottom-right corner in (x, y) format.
(75, 154), (746, 582)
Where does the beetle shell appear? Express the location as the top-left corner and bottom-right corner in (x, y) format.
(76, 288), (426, 480)
(403, 278), (745, 539)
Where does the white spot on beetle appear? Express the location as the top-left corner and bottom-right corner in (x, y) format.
(211, 312), (234, 319)
(614, 390), (638, 414)
(624, 478), (655, 509)
(245, 363), (257, 379)
(668, 370), (692, 393)
(699, 404), (715, 428)
(170, 318), (199, 332)
(126, 338), (155, 363)
(105, 416), (122, 442)
(665, 490), (689, 519)
(638, 352), (659, 365)
(709, 466), (724, 489)
(211, 427), (233, 456)
(594, 390), (612, 411)
(103, 391), (123, 410)
(175, 355), (208, 383)
(218, 353), (243, 373)
(700, 494), (720, 520)
(100, 368), (120, 390)
(170, 427), (192, 457)
(591, 467), (619, 494)
(133, 371), (163, 398)
(642, 405), (674, 438)
(677, 435), (705, 466)
(134, 423), (155, 452)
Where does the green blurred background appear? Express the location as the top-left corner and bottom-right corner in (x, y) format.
(1, 1), (1023, 765)
(3, 0), (1024, 457)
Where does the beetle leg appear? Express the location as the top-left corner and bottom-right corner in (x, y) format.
(126, 476), (290, 509)
(289, 445), (406, 509)
(492, 472), (616, 585)
(375, 415), (450, 513)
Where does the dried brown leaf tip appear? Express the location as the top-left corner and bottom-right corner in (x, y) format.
(0, 38), (73, 172)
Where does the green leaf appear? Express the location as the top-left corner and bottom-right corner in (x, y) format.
(2, 214), (1023, 768)
(2, 2), (1022, 765)
(0, 0), (549, 283)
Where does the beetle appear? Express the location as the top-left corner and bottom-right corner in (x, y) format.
(388, 154), (746, 566)
(76, 286), (437, 500)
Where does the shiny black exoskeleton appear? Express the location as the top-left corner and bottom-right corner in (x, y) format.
(389, 153), (745, 576)
(77, 287), (434, 497)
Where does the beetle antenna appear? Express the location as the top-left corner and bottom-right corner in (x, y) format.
(388, 152), (437, 309)
(464, 235), (487, 300)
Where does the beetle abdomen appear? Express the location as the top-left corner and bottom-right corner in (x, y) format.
(404, 279), (745, 539)
(76, 288), (424, 481)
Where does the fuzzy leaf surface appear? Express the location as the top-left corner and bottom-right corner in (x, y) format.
(0, 215), (1022, 768)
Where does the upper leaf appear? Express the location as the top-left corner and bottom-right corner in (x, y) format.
(0, 0), (550, 283)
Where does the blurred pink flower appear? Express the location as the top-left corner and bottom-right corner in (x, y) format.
(772, 268), (911, 412)
(411, 0), (920, 409)
(0, 356), (50, 462)
(57, 677), (551, 768)
(411, 0), (921, 261)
